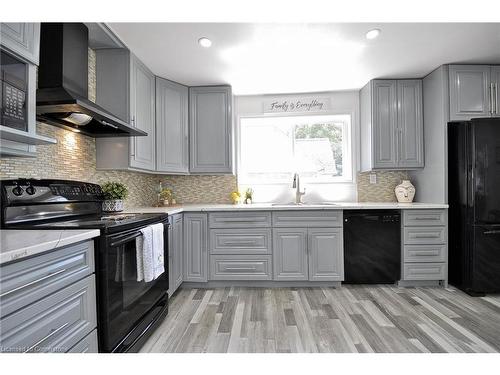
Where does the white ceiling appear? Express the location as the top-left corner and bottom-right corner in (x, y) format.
(108, 23), (500, 95)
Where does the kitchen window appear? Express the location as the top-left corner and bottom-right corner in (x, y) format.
(238, 114), (352, 185)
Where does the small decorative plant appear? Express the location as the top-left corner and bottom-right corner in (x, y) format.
(159, 188), (173, 205)
(244, 188), (253, 204)
(230, 191), (241, 204)
(101, 182), (128, 212)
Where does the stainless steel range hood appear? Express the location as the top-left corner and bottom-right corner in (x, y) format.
(36, 23), (146, 137)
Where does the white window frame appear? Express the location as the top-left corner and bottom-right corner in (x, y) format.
(236, 112), (354, 186)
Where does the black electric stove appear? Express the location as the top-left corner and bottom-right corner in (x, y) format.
(0, 179), (170, 353)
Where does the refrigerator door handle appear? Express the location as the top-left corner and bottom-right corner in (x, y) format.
(483, 230), (500, 235)
(490, 83), (494, 115)
(495, 83), (498, 115)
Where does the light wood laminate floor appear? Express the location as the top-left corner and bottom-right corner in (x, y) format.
(140, 286), (500, 353)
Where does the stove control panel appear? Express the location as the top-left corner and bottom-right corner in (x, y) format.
(1, 179), (104, 203)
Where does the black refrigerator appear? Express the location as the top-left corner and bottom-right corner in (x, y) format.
(448, 117), (500, 296)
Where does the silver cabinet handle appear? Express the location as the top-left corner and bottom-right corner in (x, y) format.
(224, 241), (257, 246)
(25, 322), (70, 353)
(0, 268), (67, 298)
(412, 217), (438, 220)
(484, 230), (500, 235)
(413, 234), (440, 238)
(225, 267), (257, 271)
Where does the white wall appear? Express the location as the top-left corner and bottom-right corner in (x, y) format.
(234, 91), (360, 203)
(409, 66), (449, 204)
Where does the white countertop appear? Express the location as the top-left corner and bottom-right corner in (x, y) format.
(124, 202), (448, 215)
(0, 229), (100, 265)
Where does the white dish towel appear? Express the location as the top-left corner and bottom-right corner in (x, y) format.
(136, 224), (164, 282)
(151, 223), (165, 279)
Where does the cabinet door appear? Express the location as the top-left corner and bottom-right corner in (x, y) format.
(130, 55), (155, 171)
(183, 213), (208, 282)
(0, 23), (40, 65)
(308, 228), (344, 281)
(156, 78), (189, 173)
(172, 214), (184, 293)
(372, 80), (398, 168)
(189, 86), (233, 174)
(397, 80), (424, 168)
(272, 228), (308, 281)
(449, 65), (491, 121)
(492, 66), (500, 116)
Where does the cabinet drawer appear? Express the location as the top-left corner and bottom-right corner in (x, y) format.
(404, 210), (446, 226)
(404, 227), (446, 245)
(272, 210), (342, 228)
(0, 241), (94, 317)
(68, 329), (98, 353)
(209, 212), (271, 228)
(403, 263), (446, 281)
(404, 244), (447, 263)
(0, 275), (97, 353)
(210, 255), (272, 280)
(209, 228), (271, 255)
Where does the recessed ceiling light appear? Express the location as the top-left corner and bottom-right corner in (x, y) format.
(365, 29), (381, 40)
(198, 37), (212, 48)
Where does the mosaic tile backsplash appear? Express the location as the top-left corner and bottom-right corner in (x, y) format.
(0, 122), (237, 208)
(357, 171), (410, 202)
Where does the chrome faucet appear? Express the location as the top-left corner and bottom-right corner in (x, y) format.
(292, 173), (306, 204)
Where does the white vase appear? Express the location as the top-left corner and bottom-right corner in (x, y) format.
(395, 180), (416, 203)
(102, 199), (124, 212)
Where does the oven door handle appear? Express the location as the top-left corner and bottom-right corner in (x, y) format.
(110, 231), (143, 247)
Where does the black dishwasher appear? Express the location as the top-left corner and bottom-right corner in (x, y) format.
(343, 210), (401, 283)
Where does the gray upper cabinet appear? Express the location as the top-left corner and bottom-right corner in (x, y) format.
(372, 80), (398, 169)
(156, 78), (189, 174)
(168, 214), (184, 296)
(0, 23), (40, 65)
(398, 80), (424, 168)
(189, 86), (233, 174)
(449, 65), (493, 120)
(491, 66), (500, 116)
(129, 55), (156, 170)
(184, 213), (208, 282)
(273, 228), (308, 281)
(360, 79), (424, 171)
(308, 228), (344, 281)
(95, 50), (156, 172)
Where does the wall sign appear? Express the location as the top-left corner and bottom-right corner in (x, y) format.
(263, 97), (331, 114)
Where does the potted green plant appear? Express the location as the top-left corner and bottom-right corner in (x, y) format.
(101, 182), (128, 212)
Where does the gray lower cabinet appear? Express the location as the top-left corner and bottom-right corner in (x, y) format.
(401, 209), (447, 282)
(95, 50), (156, 172)
(360, 79), (424, 170)
(308, 228), (344, 281)
(449, 65), (500, 120)
(0, 275), (97, 353)
(184, 213), (208, 282)
(189, 86), (233, 174)
(156, 77), (189, 174)
(210, 255), (272, 280)
(0, 23), (40, 65)
(0, 240), (98, 353)
(168, 214), (183, 296)
(273, 228), (308, 281)
(68, 329), (98, 353)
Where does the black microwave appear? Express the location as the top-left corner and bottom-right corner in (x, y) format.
(0, 49), (28, 132)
